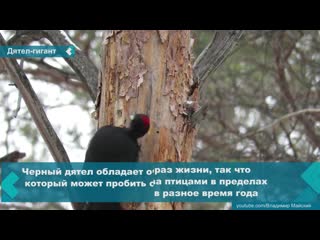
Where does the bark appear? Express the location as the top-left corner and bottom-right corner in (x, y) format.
(99, 30), (198, 210)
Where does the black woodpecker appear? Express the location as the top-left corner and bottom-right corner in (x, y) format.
(83, 114), (150, 210)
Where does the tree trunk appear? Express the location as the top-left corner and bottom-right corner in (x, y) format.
(98, 30), (199, 210)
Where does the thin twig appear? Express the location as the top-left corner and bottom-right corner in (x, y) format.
(244, 108), (320, 138)
(13, 91), (22, 118)
(4, 105), (12, 154)
(279, 122), (298, 160)
(25, 58), (77, 78)
(13, 60), (23, 118)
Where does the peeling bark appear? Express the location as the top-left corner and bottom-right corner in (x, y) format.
(100, 30), (197, 210)
(158, 30), (169, 43)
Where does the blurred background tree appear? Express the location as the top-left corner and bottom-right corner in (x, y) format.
(193, 30), (320, 163)
(0, 30), (319, 210)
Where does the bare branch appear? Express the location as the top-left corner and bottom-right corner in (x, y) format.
(26, 58), (76, 78)
(0, 33), (70, 163)
(246, 108), (320, 137)
(23, 59), (88, 92)
(7, 30), (44, 45)
(0, 58), (6, 73)
(0, 151), (26, 162)
(222, 108), (320, 152)
(245, 30), (285, 39)
(4, 106), (13, 153)
(272, 36), (320, 148)
(23, 68), (87, 92)
(279, 122), (299, 160)
(190, 103), (209, 127)
(13, 88), (22, 118)
(42, 30), (98, 100)
(13, 60), (23, 118)
(193, 30), (244, 92)
(7, 30), (99, 101)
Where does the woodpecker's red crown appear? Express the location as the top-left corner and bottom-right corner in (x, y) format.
(129, 114), (150, 138)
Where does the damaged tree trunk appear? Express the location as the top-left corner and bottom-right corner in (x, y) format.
(98, 30), (199, 210)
